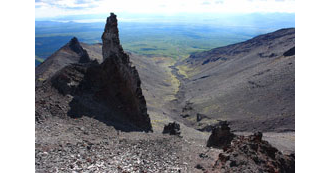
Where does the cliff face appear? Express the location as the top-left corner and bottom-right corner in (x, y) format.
(35, 13), (152, 132)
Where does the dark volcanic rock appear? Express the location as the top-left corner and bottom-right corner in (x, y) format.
(68, 37), (91, 63)
(196, 113), (208, 122)
(197, 120), (228, 132)
(180, 114), (190, 118)
(252, 131), (263, 142)
(206, 121), (235, 149)
(35, 13), (152, 132)
(283, 46), (295, 57)
(162, 122), (181, 136)
(195, 164), (204, 170)
(213, 132), (295, 173)
(102, 13), (125, 62)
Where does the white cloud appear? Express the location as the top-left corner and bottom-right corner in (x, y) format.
(35, 0), (295, 19)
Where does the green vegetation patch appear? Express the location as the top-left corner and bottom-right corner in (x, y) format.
(35, 21), (252, 62)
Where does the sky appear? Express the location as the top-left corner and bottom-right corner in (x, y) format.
(35, 0), (295, 19)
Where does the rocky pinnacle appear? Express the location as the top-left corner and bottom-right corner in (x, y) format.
(100, 13), (152, 132)
(68, 37), (91, 63)
(102, 13), (124, 61)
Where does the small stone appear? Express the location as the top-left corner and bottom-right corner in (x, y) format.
(199, 153), (208, 158)
(229, 160), (237, 167)
(196, 113), (208, 122)
(195, 164), (203, 170)
(252, 131), (263, 141)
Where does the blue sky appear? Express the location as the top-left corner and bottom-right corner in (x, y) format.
(35, 0), (295, 19)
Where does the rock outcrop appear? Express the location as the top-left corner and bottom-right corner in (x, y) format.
(102, 13), (124, 61)
(162, 122), (181, 136)
(36, 37), (91, 81)
(205, 123), (294, 172)
(68, 37), (91, 63)
(206, 121), (235, 149)
(35, 13), (152, 132)
(213, 132), (295, 172)
(283, 46), (295, 57)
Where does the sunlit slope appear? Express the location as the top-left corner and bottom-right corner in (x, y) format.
(175, 28), (295, 132)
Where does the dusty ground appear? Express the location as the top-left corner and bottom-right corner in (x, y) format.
(36, 115), (294, 172)
(35, 116), (221, 173)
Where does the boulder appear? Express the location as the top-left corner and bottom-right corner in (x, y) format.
(196, 113), (208, 122)
(162, 122), (181, 136)
(206, 121), (235, 149)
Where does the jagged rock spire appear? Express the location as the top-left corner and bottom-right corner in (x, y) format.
(68, 37), (83, 55)
(102, 13), (124, 61)
(68, 37), (91, 63)
(99, 12), (152, 132)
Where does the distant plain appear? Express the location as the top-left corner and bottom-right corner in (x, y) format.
(35, 13), (295, 66)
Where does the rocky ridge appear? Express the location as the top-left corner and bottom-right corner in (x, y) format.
(36, 37), (91, 81)
(35, 13), (152, 132)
